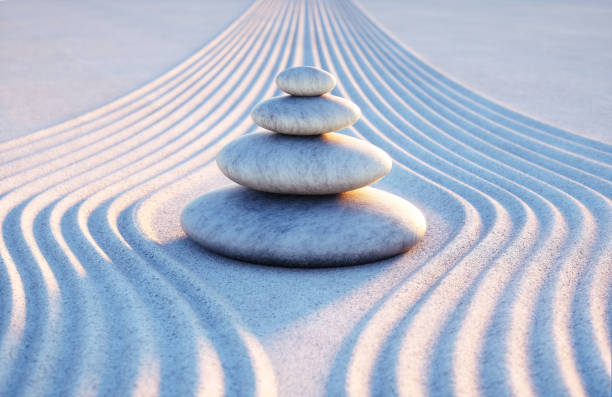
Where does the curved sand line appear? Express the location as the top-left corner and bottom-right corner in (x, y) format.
(0, 0), (610, 395)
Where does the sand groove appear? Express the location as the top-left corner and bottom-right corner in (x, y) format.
(0, 0), (610, 396)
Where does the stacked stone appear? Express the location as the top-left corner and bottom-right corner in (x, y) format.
(181, 66), (426, 267)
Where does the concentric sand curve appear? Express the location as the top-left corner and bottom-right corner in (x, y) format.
(0, 0), (610, 396)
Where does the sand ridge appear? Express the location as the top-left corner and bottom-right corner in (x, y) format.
(0, 0), (610, 396)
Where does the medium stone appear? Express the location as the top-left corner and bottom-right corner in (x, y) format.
(251, 95), (361, 135)
(276, 66), (336, 96)
(181, 186), (426, 267)
(216, 131), (392, 194)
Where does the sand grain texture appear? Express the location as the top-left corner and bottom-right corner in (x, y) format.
(0, 0), (610, 396)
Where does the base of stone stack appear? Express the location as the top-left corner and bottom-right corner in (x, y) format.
(181, 185), (426, 267)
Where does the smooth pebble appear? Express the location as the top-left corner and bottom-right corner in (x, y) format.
(251, 95), (361, 135)
(181, 186), (426, 267)
(276, 66), (336, 96)
(217, 131), (392, 194)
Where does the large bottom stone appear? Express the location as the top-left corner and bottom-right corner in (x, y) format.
(181, 186), (426, 267)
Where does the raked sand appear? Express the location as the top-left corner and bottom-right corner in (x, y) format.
(0, 0), (611, 396)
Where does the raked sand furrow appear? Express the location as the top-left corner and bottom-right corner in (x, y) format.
(570, 244), (612, 391)
(0, 0), (295, 394)
(313, 3), (519, 395)
(352, 4), (605, 396)
(0, 0), (610, 396)
(0, 202), (59, 393)
(336, 1), (612, 183)
(0, 0), (275, 388)
(123, 203), (279, 397)
(319, 35), (528, 396)
(0, 2), (272, 184)
(327, 0), (604, 217)
(0, 1), (288, 174)
(346, 0), (612, 156)
(160, 0), (608, 392)
(63, 198), (226, 396)
(76, 0), (297, 251)
(583, 246), (612, 379)
(365, 33), (612, 395)
(332, 4), (601, 383)
(2, 201), (154, 395)
(35, 203), (108, 396)
(67, 1), (297, 394)
(299, 14), (496, 391)
(42, 206), (162, 396)
(338, 25), (612, 196)
(319, 0), (610, 395)
(0, 2), (278, 294)
(340, 1), (605, 394)
(0, 0), (262, 159)
(342, 0), (612, 164)
(89, 202), (233, 397)
(60, 0), (296, 274)
(537, 205), (610, 396)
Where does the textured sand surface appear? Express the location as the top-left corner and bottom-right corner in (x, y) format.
(0, 0), (252, 142)
(359, 0), (612, 144)
(0, 0), (611, 396)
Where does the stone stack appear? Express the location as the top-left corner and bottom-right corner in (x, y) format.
(181, 66), (426, 267)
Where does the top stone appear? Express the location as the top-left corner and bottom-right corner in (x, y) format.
(276, 66), (336, 96)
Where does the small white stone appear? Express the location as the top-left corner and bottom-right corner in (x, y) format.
(251, 95), (361, 135)
(181, 186), (426, 267)
(217, 131), (392, 194)
(276, 66), (336, 96)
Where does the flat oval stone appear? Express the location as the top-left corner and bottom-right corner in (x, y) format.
(217, 131), (392, 194)
(276, 66), (336, 96)
(181, 186), (426, 267)
(251, 95), (361, 135)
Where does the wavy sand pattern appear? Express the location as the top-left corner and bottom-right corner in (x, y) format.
(0, 0), (610, 395)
